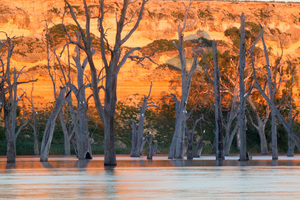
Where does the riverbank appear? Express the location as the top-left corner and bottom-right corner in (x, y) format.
(1, 154), (300, 169)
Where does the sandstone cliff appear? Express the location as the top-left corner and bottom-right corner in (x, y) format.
(1, 0), (300, 106)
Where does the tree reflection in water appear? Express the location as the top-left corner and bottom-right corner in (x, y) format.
(0, 155), (300, 199)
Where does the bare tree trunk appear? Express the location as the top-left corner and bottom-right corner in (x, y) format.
(271, 113), (278, 160)
(76, 81), (92, 159)
(141, 137), (147, 153)
(136, 110), (146, 156)
(33, 132), (39, 156)
(250, 22), (283, 160)
(187, 127), (193, 160)
(287, 133), (295, 157)
(247, 98), (269, 155)
(40, 87), (69, 162)
(130, 120), (137, 157)
(236, 128), (240, 150)
(168, 3), (198, 159)
(103, 72), (117, 165)
(65, 0), (149, 166)
(287, 137), (295, 157)
(239, 13), (248, 161)
(59, 111), (70, 155)
(259, 127), (268, 155)
(131, 82), (156, 157)
(169, 103), (186, 159)
(212, 40), (224, 161)
(147, 133), (153, 160)
(7, 137), (16, 163)
(224, 125), (238, 156)
(193, 130), (205, 158)
(31, 110), (39, 156)
(0, 36), (35, 163)
(152, 142), (158, 156)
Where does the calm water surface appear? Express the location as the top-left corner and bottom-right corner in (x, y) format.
(1, 155), (300, 199)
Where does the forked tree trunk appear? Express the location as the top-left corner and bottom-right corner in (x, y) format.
(59, 111), (71, 155)
(247, 98), (269, 155)
(250, 20), (283, 160)
(168, 3), (198, 159)
(193, 133), (205, 158)
(258, 126), (268, 155)
(65, 0), (149, 166)
(224, 125), (238, 156)
(131, 82), (156, 157)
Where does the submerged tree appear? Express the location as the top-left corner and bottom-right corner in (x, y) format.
(64, 0), (149, 165)
(250, 25), (300, 159)
(40, 20), (95, 161)
(239, 13), (248, 161)
(27, 80), (40, 155)
(0, 33), (36, 163)
(202, 40), (224, 160)
(131, 81), (157, 157)
(40, 21), (70, 162)
(168, 2), (200, 159)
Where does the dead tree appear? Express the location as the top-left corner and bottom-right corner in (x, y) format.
(147, 132), (153, 160)
(247, 96), (270, 155)
(168, 2), (199, 159)
(285, 62), (297, 156)
(67, 34), (96, 159)
(193, 130), (206, 158)
(58, 103), (72, 155)
(186, 114), (205, 160)
(239, 13), (248, 161)
(249, 25), (300, 160)
(223, 83), (239, 156)
(40, 21), (70, 162)
(0, 33), (36, 163)
(40, 87), (70, 161)
(201, 40), (224, 160)
(27, 80), (39, 155)
(130, 81), (157, 157)
(64, 0), (149, 166)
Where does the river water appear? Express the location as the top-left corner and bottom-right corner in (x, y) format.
(1, 155), (300, 199)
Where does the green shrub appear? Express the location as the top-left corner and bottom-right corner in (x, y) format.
(197, 9), (213, 20)
(224, 27), (240, 40)
(156, 64), (180, 73)
(171, 11), (185, 21)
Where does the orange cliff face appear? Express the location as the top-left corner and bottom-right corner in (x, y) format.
(1, 0), (300, 108)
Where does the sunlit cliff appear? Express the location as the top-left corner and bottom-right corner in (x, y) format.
(1, 0), (300, 106)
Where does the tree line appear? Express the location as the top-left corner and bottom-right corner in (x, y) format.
(1, 0), (300, 165)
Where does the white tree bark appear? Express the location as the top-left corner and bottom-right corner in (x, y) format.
(131, 81), (157, 157)
(0, 35), (35, 163)
(239, 13), (248, 161)
(168, 2), (198, 159)
(65, 0), (149, 166)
